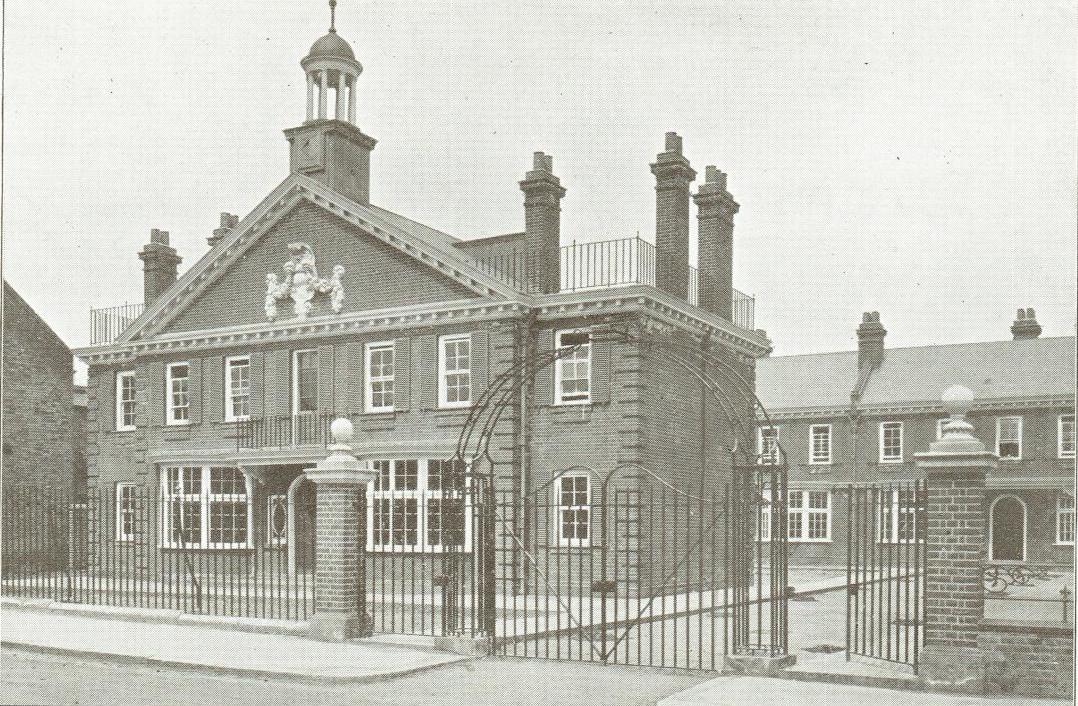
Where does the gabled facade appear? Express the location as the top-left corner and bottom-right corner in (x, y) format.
(756, 310), (1076, 569)
(74, 15), (768, 567)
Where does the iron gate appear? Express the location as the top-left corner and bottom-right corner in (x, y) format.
(845, 480), (927, 673)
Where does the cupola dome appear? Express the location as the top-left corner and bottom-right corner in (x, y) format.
(307, 30), (355, 61)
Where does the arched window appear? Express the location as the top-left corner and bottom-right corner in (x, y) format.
(989, 494), (1027, 562)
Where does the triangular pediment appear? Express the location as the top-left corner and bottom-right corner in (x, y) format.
(123, 175), (523, 341)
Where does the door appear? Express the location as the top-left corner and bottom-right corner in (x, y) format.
(990, 495), (1026, 562)
(291, 350), (319, 444)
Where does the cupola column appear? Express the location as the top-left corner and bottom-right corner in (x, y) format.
(336, 72), (346, 120)
(306, 72), (315, 121)
(347, 77), (357, 123)
(318, 70), (329, 119)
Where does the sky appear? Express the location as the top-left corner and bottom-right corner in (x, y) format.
(2, 1), (1075, 384)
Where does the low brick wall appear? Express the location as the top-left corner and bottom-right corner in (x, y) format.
(979, 617), (1074, 698)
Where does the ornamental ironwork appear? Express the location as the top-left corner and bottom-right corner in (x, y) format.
(983, 564), (1055, 594)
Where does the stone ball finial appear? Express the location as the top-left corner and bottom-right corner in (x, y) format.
(941, 384), (974, 417)
(330, 416), (354, 445)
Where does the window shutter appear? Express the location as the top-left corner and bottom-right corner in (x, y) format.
(394, 337), (411, 411)
(249, 352), (265, 419)
(188, 359), (203, 425)
(418, 335), (438, 410)
(534, 328), (554, 406)
(591, 335), (610, 404)
(102, 369), (117, 430)
(146, 361), (165, 426)
(264, 349), (289, 418)
(200, 356), (223, 423)
(317, 345), (335, 414)
(346, 342), (364, 414)
(471, 330), (489, 402)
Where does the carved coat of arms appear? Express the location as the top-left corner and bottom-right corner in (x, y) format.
(265, 242), (345, 321)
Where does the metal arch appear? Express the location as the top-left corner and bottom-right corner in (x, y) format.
(453, 323), (787, 467)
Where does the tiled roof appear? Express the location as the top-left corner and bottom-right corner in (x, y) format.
(757, 336), (1076, 412)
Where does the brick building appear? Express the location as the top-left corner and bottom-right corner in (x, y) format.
(756, 309), (1075, 569)
(72, 15), (768, 581)
(2, 281), (81, 494)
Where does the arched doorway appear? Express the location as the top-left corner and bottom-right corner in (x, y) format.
(990, 494), (1027, 562)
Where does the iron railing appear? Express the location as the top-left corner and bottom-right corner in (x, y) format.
(983, 565), (1073, 624)
(1, 483), (314, 620)
(844, 481), (927, 674)
(89, 303), (144, 345)
(470, 237), (755, 330)
(236, 413), (334, 450)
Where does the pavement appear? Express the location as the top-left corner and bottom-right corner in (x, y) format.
(658, 676), (1067, 705)
(0, 603), (467, 684)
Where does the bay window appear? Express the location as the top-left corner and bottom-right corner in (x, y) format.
(878, 488), (923, 544)
(161, 466), (250, 549)
(367, 459), (467, 552)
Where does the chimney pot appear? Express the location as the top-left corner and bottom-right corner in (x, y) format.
(857, 311), (887, 369)
(1011, 307), (1042, 340)
(150, 228), (170, 245)
(664, 132), (683, 154)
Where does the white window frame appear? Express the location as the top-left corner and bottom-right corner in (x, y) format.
(116, 371), (137, 431)
(267, 493), (287, 547)
(879, 421), (903, 463)
(364, 341), (395, 413)
(877, 488), (924, 544)
(366, 459), (472, 553)
(989, 493), (1027, 562)
(996, 416), (1023, 460)
(438, 334), (472, 409)
(1056, 492), (1075, 546)
(809, 424), (832, 465)
(553, 329), (592, 405)
(224, 355), (251, 422)
(936, 418), (950, 440)
(291, 349), (319, 416)
(787, 490), (832, 542)
(1059, 414), (1075, 460)
(160, 466), (252, 550)
(115, 482), (139, 542)
(757, 426), (781, 464)
(557, 473), (592, 547)
(165, 362), (191, 426)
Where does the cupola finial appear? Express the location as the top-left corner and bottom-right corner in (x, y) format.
(329, 0), (337, 32)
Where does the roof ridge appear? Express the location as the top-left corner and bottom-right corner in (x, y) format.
(765, 334), (1076, 361)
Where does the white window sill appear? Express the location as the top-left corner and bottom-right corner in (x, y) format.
(166, 420), (192, 427)
(879, 459), (904, 465)
(1054, 541), (1074, 547)
(115, 426), (136, 433)
(222, 417), (250, 424)
(789, 538), (833, 544)
(554, 398), (592, 407)
(438, 401), (472, 410)
(364, 408), (395, 415)
(808, 461), (832, 466)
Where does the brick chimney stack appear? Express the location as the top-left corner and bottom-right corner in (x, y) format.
(693, 165), (739, 318)
(519, 152), (566, 294)
(207, 212), (239, 248)
(1010, 307), (1042, 340)
(138, 229), (182, 306)
(651, 132), (696, 299)
(857, 311), (887, 369)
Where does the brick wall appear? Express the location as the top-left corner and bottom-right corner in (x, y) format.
(979, 619), (1074, 698)
(2, 282), (76, 492)
(925, 472), (985, 649)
